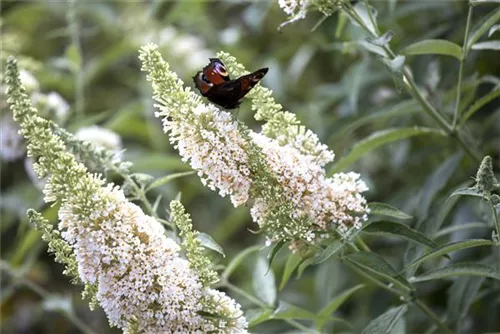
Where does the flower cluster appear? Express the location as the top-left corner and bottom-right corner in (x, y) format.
(140, 44), (369, 251)
(279, 0), (306, 16)
(277, 0), (342, 29)
(139, 45), (252, 207)
(0, 68), (69, 164)
(6, 56), (248, 333)
(59, 181), (247, 333)
(251, 133), (367, 244)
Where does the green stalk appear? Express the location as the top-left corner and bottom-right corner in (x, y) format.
(414, 299), (453, 334)
(453, 5), (474, 129)
(67, 0), (85, 119)
(490, 200), (500, 244)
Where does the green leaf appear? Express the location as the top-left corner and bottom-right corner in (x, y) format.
(362, 221), (438, 249)
(315, 284), (365, 330)
(447, 276), (485, 331)
(279, 253), (302, 290)
(489, 24), (500, 37)
(358, 40), (388, 57)
(146, 171), (195, 191)
(403, 191), (462, 277)
(382, 55), (406, 74)
(461, 88), (500, 123)
(222, 245), (260, 280)
(405, 239), (495, 271)
(417, 153), (462, 220)
(412, 263), (500, 282)
(401, 39), (462, 59)
(253, 256), (277, 307)
(345, 252), (413, 291)
(368, 202), (412, 220)
(361, 305), (408, 334)
(352, 2), (378, 35)
(335, 11), (349, 38)
(329, 127), (446, 174)
(297, 241), (344, 277)
(467, 7), (500, 49)
(369, 30), (394, 47)
(471, 40), (500, 50)
(470, 0), (500, 4)
(267, 239), (286, 271)
(272, 301), (318, 321)
(246, 308), (274, 327)
(65, 43), (82, 71)
(449, 187), (483, 199)
(434, 222), (490, 238)
(196, 233), (225, 257)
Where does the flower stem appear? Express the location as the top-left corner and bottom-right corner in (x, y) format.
(453, 5), (474, 129)
(356, 236), (371, 251)
(490, 200), (500, 244)
(67, 0), (85, 119)
(414, 299), (453, 334)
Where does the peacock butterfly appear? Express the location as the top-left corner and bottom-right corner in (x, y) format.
(193, 58), (268, 109)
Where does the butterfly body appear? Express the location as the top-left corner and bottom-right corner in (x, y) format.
(193, 58), (268, 109)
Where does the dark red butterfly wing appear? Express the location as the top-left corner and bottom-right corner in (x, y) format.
(203, 58), (230, 84)
(193, 71), (213, 95)
(193, 58), (230, 96)
(193, 58), (268, 109)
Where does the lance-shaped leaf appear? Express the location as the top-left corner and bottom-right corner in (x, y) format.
(401, 39), (462, 59)
(411, 263), (500, 282)
(361, 305), (408, 334)
(404, 239), (495, 271)
(362, 221), (438, 249)
(368, 202), (412, 220)
(345, 252), (413, 291)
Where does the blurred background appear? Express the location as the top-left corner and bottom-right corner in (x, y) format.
(1, 1), (499, 333)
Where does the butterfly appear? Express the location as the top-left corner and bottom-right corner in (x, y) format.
(193, 58), (268, 109)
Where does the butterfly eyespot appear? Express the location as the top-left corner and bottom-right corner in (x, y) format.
(201, 74), (211, 84)
(215, 63), (228, 76)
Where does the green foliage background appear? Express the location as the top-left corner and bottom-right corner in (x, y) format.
(1, 1), (499, 333)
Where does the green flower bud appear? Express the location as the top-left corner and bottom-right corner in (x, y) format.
(475, 156), (498, 194)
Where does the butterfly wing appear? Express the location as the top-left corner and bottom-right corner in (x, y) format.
(203, 58), (230, 84)
(236, 68), (268, 98)
(193, 71), (213, 96)
(193, 58), (268, 109)
(193, 58), (230, 96)
(205, 68), (268, 109)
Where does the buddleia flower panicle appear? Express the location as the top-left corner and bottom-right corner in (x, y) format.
(0, 69), (40, 161)
(219, 52), (369, 245)
(6, 56), (248, 333)
(170, 200), (219, 287)
(475, 156), (499, 195)
(250, 133), (368, 250)
(139, 43), (252, 207)
(140, 45), (369, 252)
